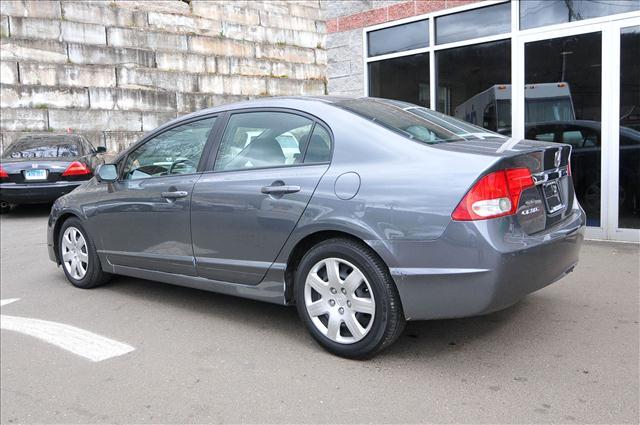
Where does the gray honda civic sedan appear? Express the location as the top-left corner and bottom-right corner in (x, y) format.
(47, 97), (585, 358)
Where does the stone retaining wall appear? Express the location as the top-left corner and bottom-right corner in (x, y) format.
(0, 0), (326, 153)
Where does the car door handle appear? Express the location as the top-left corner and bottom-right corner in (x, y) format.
(161, 191), (189, 199)
(261, 185), (301, 195)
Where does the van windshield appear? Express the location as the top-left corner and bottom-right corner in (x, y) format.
(335, 98), (507, 144)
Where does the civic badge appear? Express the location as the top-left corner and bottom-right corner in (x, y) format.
(554, 150), (561, 168)
(32, 164), (38, 168)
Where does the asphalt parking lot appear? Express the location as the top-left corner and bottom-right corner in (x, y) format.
(1, 204), (638, 424)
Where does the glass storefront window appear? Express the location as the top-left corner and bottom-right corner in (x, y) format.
(368, 53), (430, 107)
(435, 1), (510, 45)
(436, 39), (511, 134)
(524, 32), (602, 226)
(367, 20), (429, 57)
(521, 0), (640, 30)
(619, 26), (640, 229)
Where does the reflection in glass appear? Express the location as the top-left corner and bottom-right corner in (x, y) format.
(368, 20), (429, 57)
(619, 26), (640, 229)
(521, 0), (640, 30)
(436, 39), (511, 134)
(436, 1), (510, 45)
(524, 32), (602, 226)
(368, 54), (430, 107)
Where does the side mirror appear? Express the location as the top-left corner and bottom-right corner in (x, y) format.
(96, 164), (118, 183)
(95, 146), (107, 154)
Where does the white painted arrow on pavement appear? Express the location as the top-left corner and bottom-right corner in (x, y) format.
(1, 298), (134, 362)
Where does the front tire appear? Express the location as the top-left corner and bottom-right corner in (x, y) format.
(294, 238), (405, 359)
(58, 217), (111, 289)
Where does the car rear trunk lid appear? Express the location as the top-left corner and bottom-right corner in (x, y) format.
(0, 159), (74, 184)
(436, 137), (575, 234)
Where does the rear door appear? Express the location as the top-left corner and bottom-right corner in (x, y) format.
(191, 109), (332, 285)
(91, 116), (220, 276)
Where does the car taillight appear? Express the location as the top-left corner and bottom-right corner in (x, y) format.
(0, 165), (8, 179)
(62, 161), (91, 177)
(451, 168), (534, 221)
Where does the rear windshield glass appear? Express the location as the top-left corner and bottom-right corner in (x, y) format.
(335, 98), (507, 144)
(3, 140), (83, 159)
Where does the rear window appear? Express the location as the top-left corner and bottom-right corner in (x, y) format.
(3, 139), (83, 159)
(335, 98), (507, 144)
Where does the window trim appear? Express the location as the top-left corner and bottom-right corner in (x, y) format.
(203, 107), (334, 175)
(117, 114), (221, 182)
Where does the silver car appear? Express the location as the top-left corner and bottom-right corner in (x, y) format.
(47, 97), (585, 358)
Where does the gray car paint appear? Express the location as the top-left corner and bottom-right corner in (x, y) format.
(47, 97), (585, 321)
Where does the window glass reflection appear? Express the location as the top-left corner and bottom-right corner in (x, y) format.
(619, 26), (640, 229)
(436, 39), (511, 135)
(524, 32), (602, 226)
(521, 0), (640, 30)
(368, 20), (429, 57)
(436, 2), (510, 45)
(368, 54), (430, 107)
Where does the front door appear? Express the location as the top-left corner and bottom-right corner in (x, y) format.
(92, 116), (218, 275)
(191, 110), (332, 285)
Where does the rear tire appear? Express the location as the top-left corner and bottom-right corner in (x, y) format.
(58, 217), (111, 289)
(294, 238), (405, 359)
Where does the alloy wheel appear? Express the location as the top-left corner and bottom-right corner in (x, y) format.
(61, 227), (88, 280)
(304, 257), (376, 344)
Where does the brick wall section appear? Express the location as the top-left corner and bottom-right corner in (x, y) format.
(0, 0), (326, 153)
(322, 0), (479, 96)
(325, 0), (478, 33)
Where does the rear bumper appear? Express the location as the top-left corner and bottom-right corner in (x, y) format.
(0, 181), (82, 204)
(381, 208), (586, 321)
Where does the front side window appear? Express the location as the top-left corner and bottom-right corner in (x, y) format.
(214, 112), (313, 172)
(122, 117), (216, 180)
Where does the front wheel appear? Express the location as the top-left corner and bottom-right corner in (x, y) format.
(295, 238), (405, 359)
(58, 217), (111, 289)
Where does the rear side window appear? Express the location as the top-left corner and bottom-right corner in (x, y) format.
(214, 111), (314, 171)
(304, 125), (331, 163)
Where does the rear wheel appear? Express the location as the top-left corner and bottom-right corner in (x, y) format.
(295, 238), (405, 358)
(58, 217), (111, 289)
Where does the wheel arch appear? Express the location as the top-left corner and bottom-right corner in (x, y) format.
(283, 229), (392, 305)
(52, 211), (83, 264)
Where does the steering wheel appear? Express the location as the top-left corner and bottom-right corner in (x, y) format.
(168, 158), (197, 175)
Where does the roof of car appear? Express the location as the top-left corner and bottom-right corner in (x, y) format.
(179, 96), (354, 119)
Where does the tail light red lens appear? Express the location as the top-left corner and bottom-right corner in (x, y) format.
(0, 165), (8, 179)
(452, 168), (534, 221)
(62, 161), (91, 177)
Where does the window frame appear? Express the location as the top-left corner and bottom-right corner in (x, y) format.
(117, 114), (221, 182)
(202, 107), (334, 175)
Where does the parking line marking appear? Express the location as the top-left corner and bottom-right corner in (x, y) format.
(0, 299), (135, 362)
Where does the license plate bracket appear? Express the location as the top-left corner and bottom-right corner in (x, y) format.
(543, 181), (564, 214)
(24, 169), (48, 181)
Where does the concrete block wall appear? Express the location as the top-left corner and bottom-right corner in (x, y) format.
(0, 0), (326, 153)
